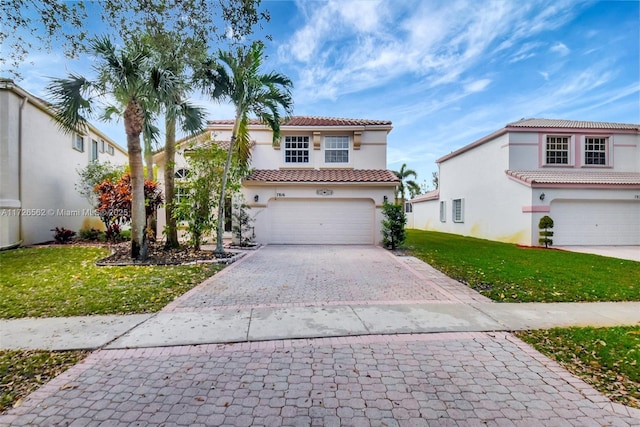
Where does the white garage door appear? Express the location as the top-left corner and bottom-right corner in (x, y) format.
(551, 200), (640, 245)
(269, 199), (375, 244)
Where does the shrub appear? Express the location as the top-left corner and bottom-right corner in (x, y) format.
(381, 201), (407, 250)
(538, 215), (554, 248)
(78, 228), (102, 241)
(51, 227), (76, 244)
(232, 201), (255, 246)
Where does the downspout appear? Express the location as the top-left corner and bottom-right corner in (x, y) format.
(17, 95), (27, 245)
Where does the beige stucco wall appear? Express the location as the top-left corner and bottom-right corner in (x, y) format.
(153, 123), (394, 244)
(0, 82), (127, 247)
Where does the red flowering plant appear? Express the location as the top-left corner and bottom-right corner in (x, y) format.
(94, 173), (163, 241)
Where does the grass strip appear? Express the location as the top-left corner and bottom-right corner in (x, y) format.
(0, 350), (88, 413)
(516, 326), (640, 409)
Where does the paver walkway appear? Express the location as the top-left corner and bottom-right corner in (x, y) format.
(1, 245), (639, 426)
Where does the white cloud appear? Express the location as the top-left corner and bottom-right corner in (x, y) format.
(550, 42), (570, 56)
(464, 79), (491, 93)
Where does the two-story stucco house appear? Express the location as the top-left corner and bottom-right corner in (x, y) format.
(408, 118), (640, 246)
(0, 79), (128, 248)
(154, 116), (399, 245)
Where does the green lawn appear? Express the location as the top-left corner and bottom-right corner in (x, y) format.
(405, 229), (639, 302)
(0, 246), (223, 318)
(516, 326), (640, 409)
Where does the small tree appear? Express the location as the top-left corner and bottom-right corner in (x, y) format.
(381, 201), (407, 250)
(76, 161), (124, 205)
(538, 215), (554, 248)
(232, 200), (255, 246)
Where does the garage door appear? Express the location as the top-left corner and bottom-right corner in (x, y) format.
(551, 200), (640, 245)
(269, 199), (375, 244)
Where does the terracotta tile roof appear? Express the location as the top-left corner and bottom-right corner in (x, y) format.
(410, 190), (439, 203)
(208, 116), (392, 127)
(506, 170), (640, 185)
(244, 169), (400, 183)
(507, 118), (640, 130)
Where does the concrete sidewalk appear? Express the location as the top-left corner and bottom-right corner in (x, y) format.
(2, 301), (639, 351)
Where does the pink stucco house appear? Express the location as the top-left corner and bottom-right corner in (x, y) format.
(408, 118), (640, 246)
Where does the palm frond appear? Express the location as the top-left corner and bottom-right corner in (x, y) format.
(45, 73), (94, 134)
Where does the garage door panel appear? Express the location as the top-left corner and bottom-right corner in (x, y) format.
(269, 199), (374, 244)
(551, 200), (640, 245)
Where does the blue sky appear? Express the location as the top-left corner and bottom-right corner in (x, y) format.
(8, 0), (640, 189)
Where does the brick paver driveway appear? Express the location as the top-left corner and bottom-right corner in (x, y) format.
(2, 245), (638, 426)
(166, 245), (485, 311)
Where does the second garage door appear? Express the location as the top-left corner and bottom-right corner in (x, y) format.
(551, 199), (640, 245)
(268, 199), (375, 244)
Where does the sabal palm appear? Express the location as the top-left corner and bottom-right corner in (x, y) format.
(198, 41), (293, 253)
(393, 163), (419, 201)
(47, 36), (176, 259)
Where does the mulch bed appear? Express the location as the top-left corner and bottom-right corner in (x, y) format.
(95, 242), (241, 266)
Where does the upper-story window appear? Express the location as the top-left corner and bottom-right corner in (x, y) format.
(584, 137), (607, 166)
(324, 136), (349, 163)
(91, 139), (99, 161)
(99, 139), (106, 153)
(107, 144), (115, 155)
(284, 136), (309, 163)
(545, 135), (570, 165)
(73, 134), (85, 152)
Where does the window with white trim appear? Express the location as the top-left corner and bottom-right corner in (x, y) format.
(174, 168), (190, 204)
(99, 139), (106, 153)
(324, 136), (349, 163)
(91, 139), (99, 161)
(584, 137), (607, 165)
(452, 198), (464, 223)
(73, 134), (85, 152)
(440, 201), (447, 222)
(545, 136), (570, 165)
(107, 144), (115, 155)
(284, 136), (309, 163)
(405, 202), (412, 213)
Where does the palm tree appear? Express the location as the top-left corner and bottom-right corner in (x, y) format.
(47, 36), (174, 259)
(197, 41), (293, 253)
(137, 31), (208, 249)
(393, 163), (420, 202)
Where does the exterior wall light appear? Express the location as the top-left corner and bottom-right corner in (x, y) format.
(254, 195), (259, 203)
(539, 193), (545, 201)
(383, 195), (388, 203)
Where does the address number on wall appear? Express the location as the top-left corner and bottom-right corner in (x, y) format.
(276, 193), (286, 197)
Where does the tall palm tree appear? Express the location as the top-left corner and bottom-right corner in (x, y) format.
(137, 31), (208, 249)
(393, 163), (420, 202)
(197, 41), (293, 254)
(47, 36), (175, 259)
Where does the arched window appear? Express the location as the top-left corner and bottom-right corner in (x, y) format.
(175, 168), (189, 179)
(174, 168), (190, 204)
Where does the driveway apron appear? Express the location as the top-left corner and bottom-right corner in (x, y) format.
(1, 245), (638, 426)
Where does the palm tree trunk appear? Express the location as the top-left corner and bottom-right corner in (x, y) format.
(215, 113), (242, 254)
(164, 117), (179, 249)
(124, 100), (147, 260)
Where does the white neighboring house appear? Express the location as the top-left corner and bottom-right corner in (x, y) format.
(153, 116), (399, 245)
(0, 79), (128, 248)
(408, 118), (640, 246)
